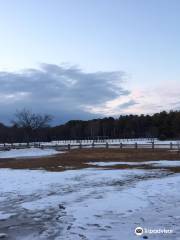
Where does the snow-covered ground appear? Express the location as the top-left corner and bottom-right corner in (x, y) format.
(1, 138), (180, 147)
(31, 138), (180, 150)
(87, 160), (180, 167)
(148, 160), (180, 167)
(0, 148), (61, 159)
(43, 138), (180, 145)
(1, 138), (180, 151)
(0, 165), (180, 239)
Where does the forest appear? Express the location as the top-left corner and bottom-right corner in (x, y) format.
(0, 110), (180, 143)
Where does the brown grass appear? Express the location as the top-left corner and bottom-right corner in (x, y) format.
(0, 148), (180, 172)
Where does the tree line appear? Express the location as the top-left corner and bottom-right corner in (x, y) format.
(0, 110), (180, 143)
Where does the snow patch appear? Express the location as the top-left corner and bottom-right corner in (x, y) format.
(0, 211), (15, 220)
(0, 148), (61, 159)
(87, 160), (180, 167)
(87, 161), (148, 166)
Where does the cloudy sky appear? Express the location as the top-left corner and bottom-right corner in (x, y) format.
(0, 0), (180, 124)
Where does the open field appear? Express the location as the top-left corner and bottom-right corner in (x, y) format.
(0, 148), (180, 172)
(0, 148), (180, 239)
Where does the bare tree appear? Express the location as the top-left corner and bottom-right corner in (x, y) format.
(13, 109), (52, 130)
(12, 109), (53, 143)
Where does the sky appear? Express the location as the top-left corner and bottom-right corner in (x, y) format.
(0, 0), (180, 124)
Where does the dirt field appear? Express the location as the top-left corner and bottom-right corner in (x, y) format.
(0, 148), (180, 172)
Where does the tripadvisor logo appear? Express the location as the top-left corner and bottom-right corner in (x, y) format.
(135, 227), (144, 236)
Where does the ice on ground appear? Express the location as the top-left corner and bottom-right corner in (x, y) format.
(0, 148), (61, 159)
(1, 166), (179, 239)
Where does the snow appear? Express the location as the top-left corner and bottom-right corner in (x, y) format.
(0, 166), (179, 239)
(87, 161), (148, 166)
(40, 138), (180, 146)
(87, 160), (180, 167)
(149, 160), (180, 167)
(33, 138), (180, 151)
(0, 147), (61, 159)
(1, 138), (180, 152)
(0, 168), (144, 196)
(0, 211), (15, 220)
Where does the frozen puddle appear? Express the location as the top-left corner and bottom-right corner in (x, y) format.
(0, 167), (180, 239)
(87, 160), (180, 168)
(0, 148), (61, 159)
